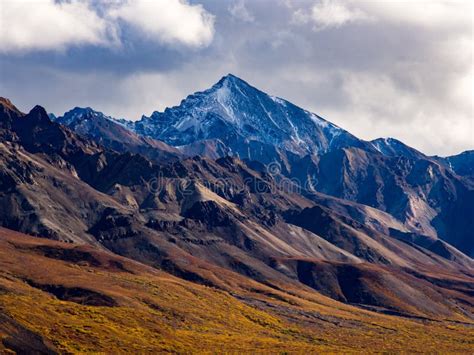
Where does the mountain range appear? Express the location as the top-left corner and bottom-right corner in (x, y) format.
(0, 74), (473, 352)
(53, 75), (474, 257)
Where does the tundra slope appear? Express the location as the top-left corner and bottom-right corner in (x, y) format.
(1, 228), (473, 353)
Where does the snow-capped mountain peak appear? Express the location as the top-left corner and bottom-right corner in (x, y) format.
(52, 107), (121, 139)
(133, 74), (365, 159)
(56, 107), (110, 125)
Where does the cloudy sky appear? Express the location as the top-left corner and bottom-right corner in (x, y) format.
(0, 0), (472, 155)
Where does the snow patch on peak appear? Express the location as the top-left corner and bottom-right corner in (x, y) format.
(309, 112), (341, 134)
(57, 107), (119, 129)
(269, 96), (286, 105)
(309, 112), (328, 127)
(215, 81), (238, 124)
(174, 115), (200, 131)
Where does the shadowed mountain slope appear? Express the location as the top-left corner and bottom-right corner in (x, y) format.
(438, 150), (474, 178)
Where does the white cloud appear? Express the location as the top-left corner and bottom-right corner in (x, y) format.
(293, 0), (370, 30)
(228, 0), (254, 23)
(0, 0), (215, 53)
(108, 0), (215, 47)
(0, 0), (113, 53)
(353, 0), (472, 30)
(295, 0), (472, 31)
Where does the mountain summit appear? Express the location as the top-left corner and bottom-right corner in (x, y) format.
(132, 74), (366, 160)
(55, 106), (181, 162)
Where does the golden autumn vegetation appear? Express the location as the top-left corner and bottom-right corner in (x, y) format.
(0, 228), (473, 353)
